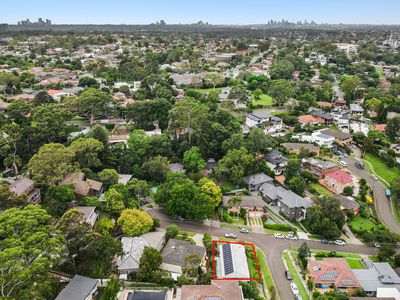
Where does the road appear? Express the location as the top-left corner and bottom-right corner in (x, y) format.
(149, 207), (377, 300)
(344, 156), (400, 233)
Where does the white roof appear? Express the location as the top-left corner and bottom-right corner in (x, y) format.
(377, 288), (400, 300)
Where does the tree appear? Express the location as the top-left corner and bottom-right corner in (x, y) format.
(340, 76), (362, 101)
(69, 138), (104, 168)
(33, 91), (55, 105)
(99, 275), (121, 300)
(104, 188), (125, 213)
(0, 205), (64, 299)
(378, 245), (396, 262)
(0, 182), (27, 210)
(198, 178), (222, 207)
(127, 178), (150, 204)
(182, 253), (202, 279)
(45, 184), (75, 217)
(183, 146), (206, 173)
(228, 84), (250, 104)
(165, 181), (214, 220)
(288, 176), (306, 196)
(386, 116), (400, 142)
(253, 88), (262, 100)
(136, 247), (162, 282)
(246, 127), (271, 153)
(28, 143), (76, 187)
(217, 148), (254, 184)
(343, 186), (354, 196)
(297, 242), (311, 269)
(269, 60), (295, 80)
(0, 124), (23, 175)
(284, 160), (301, 182)
(166, 224), (180, 240)
(98, 169), (119, 189)
(268, 79), (294, 106)
(76, 88), (113, 124)
(79, 77), (99, 88)
(141, 156), (170, 183)
(117, 208), (153, 236)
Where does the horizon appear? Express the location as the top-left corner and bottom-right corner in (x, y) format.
(2, 0), (400, 25)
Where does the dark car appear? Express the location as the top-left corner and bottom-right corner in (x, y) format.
(321, 239), (329, 244)
(357, 162), (365, 169)
(285, 270), (292, 280)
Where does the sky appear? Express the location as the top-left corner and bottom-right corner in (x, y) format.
(2, 0), (400, 25)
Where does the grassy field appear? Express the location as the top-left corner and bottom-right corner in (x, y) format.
(348, 216), (377, 231)
(256, 248), (274, 290)
(283, 252), (309, 300)
(346, 259), (364, 269)
(311, 183), (334, 197)
(363, 153), (400, 186)
(252, 93), (274, 107)
(219, 178), (238, 193)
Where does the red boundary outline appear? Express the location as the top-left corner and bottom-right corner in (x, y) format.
(211, 240), (262, 281)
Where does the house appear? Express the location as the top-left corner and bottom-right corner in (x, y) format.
(160, 239), (206, 279)
(302, 157), (339, 178)
(55, 275), (98, 300)
(9, 177), (41, 203)
(125, 291), (169, 300)
(245, 112), (283, 134)
(311, 110), (334, 125)
(61, 172), (103, 198)
(244, 172), (274, 192)
(300, 131), (335, 148)
(170, 74), (203, 87)
(353, 262), (400, 297)
(319, 170), (354, 194)
(265, 150), (288, 175)
(216, 243), (250, 279)
(308, 258), (360, 294)
(179, 280), (244, 300)
(117, 231), (166, 278)
(282, 142), (320, 156)
(298, 114), (324, 127)
(118, 174), (133, 185)
(337, 195), (360, 214)
(259, 183), (312, 220)
(350, 103), (364, 115)
(321, 129), (353, 146)
(169, 163), (186, 174)
(222, 195), (266, 217)
(71, 206), (98, 228)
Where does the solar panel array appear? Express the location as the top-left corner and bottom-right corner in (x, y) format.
(222, 243), (234, 275)
(320, 275), (335, 281)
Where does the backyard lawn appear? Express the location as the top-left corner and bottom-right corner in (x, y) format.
(252, 93), (274, 107)
(283, 252), (309, 300)
(346, 259), (364, 269)
(349, 215), (377, 231)
(363, 153), (400, 186)
(311, 183), (334, 197)
(219, 178), (239, 193)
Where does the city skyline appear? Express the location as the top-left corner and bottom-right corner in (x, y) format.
(2, 0), (400, 25)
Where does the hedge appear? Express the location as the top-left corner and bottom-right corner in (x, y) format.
(263, 223), (295, 232)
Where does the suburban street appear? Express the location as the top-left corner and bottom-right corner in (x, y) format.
(149, 207), (378, 300)
(344, 156), (400, 233)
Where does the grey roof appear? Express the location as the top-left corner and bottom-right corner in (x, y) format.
(350, 103), (364, 112)
(161, 239), (205, 267)
(222, 195), (265, 208)
(55, 275), (98, 300)
(266, 150), (288, 165)
(246, 111), (272, 122)
(311, 109), (333, 120)
(303, 157), (337, 170)
(337, 196), (360, 211)
(282, 143), (320, 153)
(259, 183), (286, 200)
(245, 173), (274, 186)
(127, 291), (167, 300)
(353, 263), (400, 293)
(277, 190), (312, 209)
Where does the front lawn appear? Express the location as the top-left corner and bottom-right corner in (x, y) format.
(346, 259), (364, 269)
(220, 223), (252, 231)
(348, 216), (377, 232)
(283, 252), (309, 300)
(310, 250), (361, 259)
(311, 183), (334, 197)
(246, 246), (261, 279)
(252, 93), (274, 107)
(256, 248), (274, 290)
(363, 153), (400, 186)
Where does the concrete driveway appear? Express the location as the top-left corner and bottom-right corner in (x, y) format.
(149, 207), (378, 300)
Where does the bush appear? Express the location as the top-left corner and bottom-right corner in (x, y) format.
(264, 223), (295, 232)
(225, 214), (233, 223)
(166, 224), (180, 240)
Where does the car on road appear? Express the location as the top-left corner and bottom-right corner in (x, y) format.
(290, 283), (299, 295)
(274, 233), (285, 239)
(357, 162), (365, 169)
(335, 239), (346, 246)
(339, 160), (348, 167)
(176, 215), (184, 221)
(374, 242), (381, 248)
(224, 233), (237, 239)
(295, 295), (303, 300)
(352, 144), (357, 149)
(321, 239), (329, 244)
(239, 227), (249, 233)
(285, 270), (292, 280)
(370, 174), (378, 181)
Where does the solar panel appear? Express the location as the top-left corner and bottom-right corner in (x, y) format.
(222, 244), (234, 274)
(320, 275), (335, 281)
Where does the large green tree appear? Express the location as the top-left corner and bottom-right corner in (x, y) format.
(183, 146), (206, 173)
(69, 137), (104, 168)
(268, 79), (294, 106)
(76, 88), (113, 124)
(217, 148), (254, 184)
(117, 208), (153, 236)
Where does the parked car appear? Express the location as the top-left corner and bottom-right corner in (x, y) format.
(295, 295), (303, 300)
(224, 233), (237, 239)
(374, 242), (381, 248)
(370, 174), (378, 181)
(290, 283), (299, 295)
(352, 144), (357, 149)
(321, 239), (329, 244)
(285, 270), (292, 280)
(357, 162), (365, 169)
(176, 215), (184, 221)
(289, 236), (298, 240)
(240, 227), (249, 233)
(335, 240), (346, 246)
(274, 233), (284, 239)
(339, 160), (348, 167)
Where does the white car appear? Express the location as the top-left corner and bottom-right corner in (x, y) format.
(290, 283), (299, 295)
(274, 233), (284, 239)
(224, 233), (237, 239)
(335, 240), (346, 246)
(370, 174), (378, 181)
(290, 236), (298, 240)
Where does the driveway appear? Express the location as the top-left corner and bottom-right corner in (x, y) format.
(344, 156), (400, 233)
(149, 207), (378, 300)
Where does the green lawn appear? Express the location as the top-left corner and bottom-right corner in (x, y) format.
(349, 215), (377, 231)
(256, 248), (274, 290)
(346, 259), (364, 269)
(220, 223), (252, 231)
(363, 153), (400, 186)
(246, 246), (261, 279)
(311, 183), (334, 197)
(310, 250), (361, 259)
(283, 252), (309, 300)
(178, 231), (196, 237)
(252, 93), (274, 107)
(194, 87), (223, 94)
(219, 178), (239, 193)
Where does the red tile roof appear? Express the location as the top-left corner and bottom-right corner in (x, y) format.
(325, 170), (353, 185)
(181, 280), (243, 300)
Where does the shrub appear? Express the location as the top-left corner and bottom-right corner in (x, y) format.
(263, 223), (294, 232)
